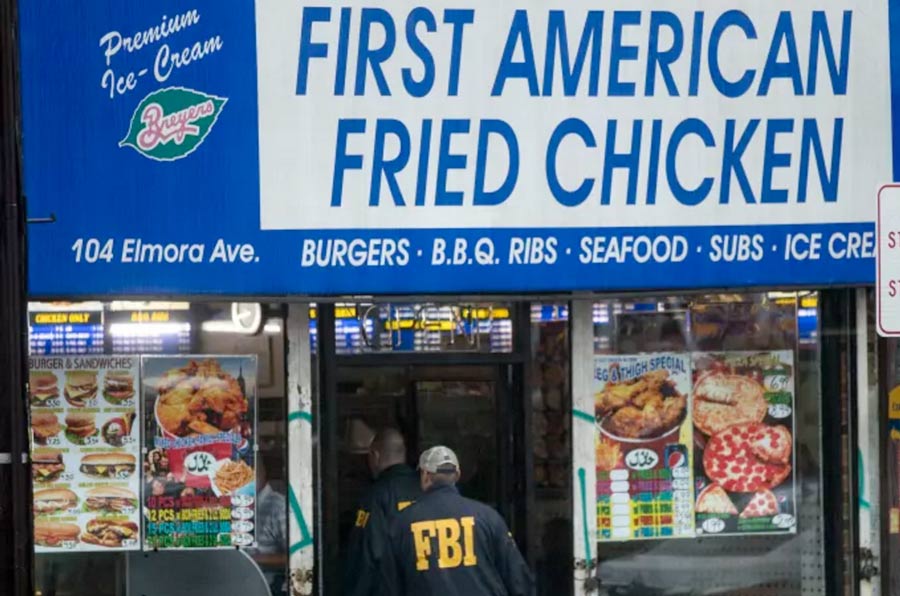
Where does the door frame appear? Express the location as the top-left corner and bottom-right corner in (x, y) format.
(313, 301), (536, 594)
(820, 289), (861, 596)
(879, 336), (898, 596)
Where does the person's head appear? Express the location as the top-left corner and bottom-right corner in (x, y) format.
(367, 428), (407, 478)
(418, 445), (460, 492)
(151, 479), (165, 496)
(150, 451), (161, 464)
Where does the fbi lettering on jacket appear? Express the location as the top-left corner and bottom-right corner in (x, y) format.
(410, 516), (477, 571)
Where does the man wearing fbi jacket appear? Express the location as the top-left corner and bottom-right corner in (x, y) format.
(378, 445), (535, 596)
(344, 428), (422, 596)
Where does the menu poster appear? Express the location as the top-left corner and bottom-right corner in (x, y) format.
(595, 354), (695, 541)
(692, 351), (797, 536)
(141, 356), (257, 550)
(29, 356), (141, 553)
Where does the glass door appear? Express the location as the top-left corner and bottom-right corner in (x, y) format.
(414, 376), (500, 508)
(326, 362), (521, 594)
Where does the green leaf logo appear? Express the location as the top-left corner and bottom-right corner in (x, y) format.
(120, 87), (227, 161)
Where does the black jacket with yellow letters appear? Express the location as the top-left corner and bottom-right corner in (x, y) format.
(378, 485), (535, 596)
(343, 464), (422, 596)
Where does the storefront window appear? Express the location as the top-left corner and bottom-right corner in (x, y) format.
(591, 293), (826, 594)
(530, 304), (573, 595)
(29, 301), (289, 596)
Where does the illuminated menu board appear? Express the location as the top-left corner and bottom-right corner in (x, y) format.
(106, 310), (192, 354)
(309, 304), (513, 354)
(29, 311), (104, 356)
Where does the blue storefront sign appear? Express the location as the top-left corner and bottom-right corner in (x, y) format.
(17, 1), (897, 296)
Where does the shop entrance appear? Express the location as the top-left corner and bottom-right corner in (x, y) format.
(335, 365), (508, 516)
(314, 303), (535, 594)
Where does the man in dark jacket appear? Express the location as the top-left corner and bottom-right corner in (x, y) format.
(344, 428), (421, 596)
(378, 445), (534, 596)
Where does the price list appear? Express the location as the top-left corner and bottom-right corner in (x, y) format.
(597, 456), (693, 540)
(145, 495), (234, 549)
(29, 311), (104, 355)
(106, 310), (192, 354)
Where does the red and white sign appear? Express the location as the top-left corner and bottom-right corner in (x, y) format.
(877, 185), (900, 336)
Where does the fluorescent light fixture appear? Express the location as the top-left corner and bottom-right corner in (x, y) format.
(108, 322), (191, 337)
(200, 321), (237, 333)
(200, 319), (282, 334)
(28, 301), (103, 312)
(109, 301), (190, 311)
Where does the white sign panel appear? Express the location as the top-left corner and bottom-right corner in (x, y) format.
(878, 185), (900, 336)
(257, 1), (891, 231)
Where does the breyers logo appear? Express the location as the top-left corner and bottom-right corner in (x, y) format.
(120, 87), (226, 161)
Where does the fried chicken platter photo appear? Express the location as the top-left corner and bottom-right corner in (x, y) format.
(153, 359), (249, 438)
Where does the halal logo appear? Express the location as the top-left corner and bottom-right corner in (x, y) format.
(120, 87), (227, 161)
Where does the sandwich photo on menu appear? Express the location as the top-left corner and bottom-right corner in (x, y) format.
(31, 448), (65, 483)
(65, 413), (97, 445)
(29, 371), (59, 405)
(34, 521), (80, 548)
(103, 371), (135, 405)
(31, 413), (61, 445)
(101, 414), (136, 448)
(64, 370), (98, 407)
(33, 488), (78, 516)
(85, 487), (137, 514)
(80, 518), (139, 548)
(79, 453), (136, 479)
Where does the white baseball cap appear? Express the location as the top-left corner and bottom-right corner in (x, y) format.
(418, 445), (460, 473)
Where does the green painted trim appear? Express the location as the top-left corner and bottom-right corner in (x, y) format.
(288, 486), (313, 554)
(858, 449), (871, 510)
(290, 539), (313, 555)
(287, 413), (313, 554)
(288, 411), (313, 423)
(578, 468), (593, 567)
(573, 409), (595, 424)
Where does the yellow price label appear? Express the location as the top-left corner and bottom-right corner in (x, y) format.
(889, 386), (900, 420)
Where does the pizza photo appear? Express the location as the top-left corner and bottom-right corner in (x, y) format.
(702, 422), (792, 493)
(740, 490), (780, 519)
(695, 483), (737, 516)
(692, 372), (768, 436)
(691, 351), (797, 536)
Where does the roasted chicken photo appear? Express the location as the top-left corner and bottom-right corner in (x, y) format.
(595, 369), (686, 439)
